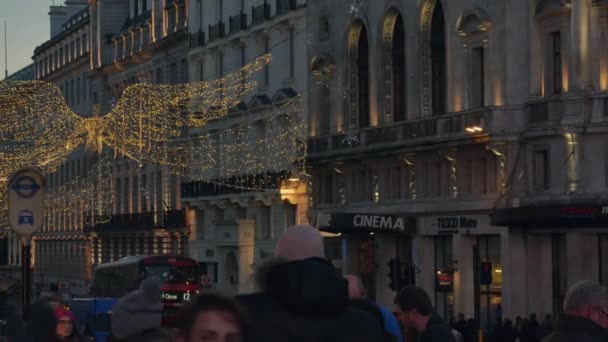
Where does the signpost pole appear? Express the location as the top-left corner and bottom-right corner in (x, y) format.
(7, 169), (45, 313)
(21, 236), (32, 309)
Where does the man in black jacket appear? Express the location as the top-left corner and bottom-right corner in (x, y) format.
(394, 286), (455, 342)
(542, 280), (608, 342)
(237, 225), (384, 342)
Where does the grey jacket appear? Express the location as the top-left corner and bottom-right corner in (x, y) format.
(541, 314), (607, 342)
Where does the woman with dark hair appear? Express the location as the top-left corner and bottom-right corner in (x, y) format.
(176, 293), (252, 342)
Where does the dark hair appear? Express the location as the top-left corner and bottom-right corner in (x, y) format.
(177, 293), (252, 340)
(394, 286), (434, 316)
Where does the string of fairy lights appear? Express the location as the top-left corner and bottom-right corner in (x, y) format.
(0, 53), (307, 231)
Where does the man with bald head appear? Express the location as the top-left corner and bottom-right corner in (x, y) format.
(345, 274), (404, 342)
(236, 225), (384, 342)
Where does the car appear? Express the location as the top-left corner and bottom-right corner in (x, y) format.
(18, 210), (34, 225)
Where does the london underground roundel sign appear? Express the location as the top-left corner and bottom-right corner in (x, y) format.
(7, 169), (45, 237)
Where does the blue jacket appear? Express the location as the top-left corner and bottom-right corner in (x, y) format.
(377, 304), (404, 341)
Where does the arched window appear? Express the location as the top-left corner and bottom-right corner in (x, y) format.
(421, 0), (447, 115)
(431, 2), (446, 114)
(348, 21), (370, 129)
(383, 10), (406, 123)
(311, 56), (334, 135)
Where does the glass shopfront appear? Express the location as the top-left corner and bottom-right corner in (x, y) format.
(475, 235), (502, 335)
(434, 235), (454, 322)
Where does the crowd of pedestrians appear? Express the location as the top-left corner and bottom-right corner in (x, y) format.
(1, 225), (608, 342)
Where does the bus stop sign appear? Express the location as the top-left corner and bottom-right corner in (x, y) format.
(8, 169), (45, 238)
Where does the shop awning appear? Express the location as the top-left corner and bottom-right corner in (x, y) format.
(316, 212), (416, 235)
(491, 203), (608, 228)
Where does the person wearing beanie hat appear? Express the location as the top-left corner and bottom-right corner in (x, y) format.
(108, 277), (170, 342)
(237, 225), (384, 342)
(54, 306), (84, 342)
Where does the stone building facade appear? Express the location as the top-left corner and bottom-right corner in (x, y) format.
(306, 0), (608, 334)
(183, 0), (309, 294)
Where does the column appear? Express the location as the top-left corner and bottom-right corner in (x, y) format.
(567, 233), (600, 283)
(571, 0), (592, 91)
(238, 244), (255, 293)
(374, 235), (397, 307)
(453, 234), (476, 318)
(526, 234), (554, 315)
(412, 235), (435, 303)
(501, 229), (527, 318)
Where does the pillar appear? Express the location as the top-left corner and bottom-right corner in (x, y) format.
(501, 229), (528, 319)
(567, 233), (599, 284)
(412, 235), (435, 304)
(526, 234), (553, 316)
(238, 245), (255, 294)
(571, 0), (592, 91)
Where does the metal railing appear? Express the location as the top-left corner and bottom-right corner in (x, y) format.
(252, 3), (272, 25)
(208, 22), (226, 41)
(277, 0), (297, 14)
(229, 13), (247, 33)
(189, 30), (206, 48)
(307, 109), (491, 155)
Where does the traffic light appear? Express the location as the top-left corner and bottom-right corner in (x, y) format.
(480, 261), (493, 285)
(387, 258), (402, 291)
(402, 264), (416, 286)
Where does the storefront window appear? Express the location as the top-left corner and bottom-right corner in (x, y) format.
(434, 236), (454, 322)
(599, 235), (608, 286)
(324, 237), (342, 273)
(476, 235), (502, 336)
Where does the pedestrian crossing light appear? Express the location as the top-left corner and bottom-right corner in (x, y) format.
(387, 258), (402, 291)
(480, 261), (493, 285)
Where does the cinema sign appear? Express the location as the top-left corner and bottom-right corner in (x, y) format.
(317, 213), (416, 235)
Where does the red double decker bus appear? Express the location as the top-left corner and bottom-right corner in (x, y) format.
(90, 255), (200, 324)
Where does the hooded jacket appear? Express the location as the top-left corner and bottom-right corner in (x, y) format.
(237, 257), (385, 342)
(541, 314), (607, 342)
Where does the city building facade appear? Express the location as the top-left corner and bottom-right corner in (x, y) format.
(86, 0), (190, 268)
(32, 0), (95, 297)
(306, 0), (608, 334)
(27, 0), (193, 298)
(183, 0), (309, 293)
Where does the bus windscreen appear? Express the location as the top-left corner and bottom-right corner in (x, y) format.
(144, 265), (198, 284)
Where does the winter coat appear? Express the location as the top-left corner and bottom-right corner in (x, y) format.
(418, 314), (457, 342)
(237, 257), (385, 342)
(541, 314), (607, 342)
(106, 329), (171, 342)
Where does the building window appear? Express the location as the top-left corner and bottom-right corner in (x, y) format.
(123, 177), (130, 213)
(428, 162), (442, 197)
(289, 27), (295, 80)
(285, 203), (296, 227)
(533, 149), (549, 190)
(551, 31), (562, 94)
(384, 11), (406, 123)
(600, 235), (608, 286)
(155, 67), (164, 83)
(471, 158), (487, 194)
(76, 38), (81, 57)
(70, 79), (75, 105)
(357, 24), (370, 127)
(259, 206), (272, 239)
(71, 41), (75, 60)
(323, 174), (334, 204)
(169, 62), (178, 84)
(180, 58), (188, 84)
(475, 235), (502, 335)
(132, 175), (139, 213)
(320, 17), (330, 41)
(430, 1), (446, 114)
(116, 178), (122, 214)
(82, 34), (88, 52)
(471, 47), (485, 108)
(76, 77), (81, 105)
